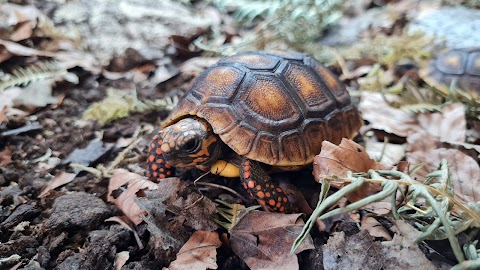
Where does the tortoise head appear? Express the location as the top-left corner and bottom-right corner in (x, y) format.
(160, 118), (222, 168)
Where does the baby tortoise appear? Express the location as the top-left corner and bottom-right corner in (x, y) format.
(421, 48), (480, 96)
(146, 51), (363, 213)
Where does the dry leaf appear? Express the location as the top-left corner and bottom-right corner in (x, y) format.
(0, 147), (12, 167)
(12, 81), (61, 112)
(229, 211), (314, 270)
(62, 139), (113, 173)
(114, 251), (129, 270)
(168, 230), (222, 270)
(407, 148), (480, 204)
(107, 169), (159, 225)
(359, 92), (419, 137)
(313, 139), (388, 202)
(323, 225), (436, 270)
(0, 3), (41, 40)
(365, 139), (406, 167)
(0, 39), (55, 58)
(417, 103), (466, 143)
(39, 171), (76, 198)
(360, 216), (391, 240)
(313, 139), (388, 182)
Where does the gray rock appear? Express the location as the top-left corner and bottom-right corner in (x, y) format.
(409, 6), (480, 49)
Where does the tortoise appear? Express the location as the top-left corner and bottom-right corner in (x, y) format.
(146, 51), (363, 213)
(421, 48), (480, 96)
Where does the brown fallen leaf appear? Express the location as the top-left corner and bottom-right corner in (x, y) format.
(323, 224), (437, 270)
(12, 81), (62, 113)
(229, 211), (314, 270)
(313, 138), (388, 202)
(360, 216), (391, 240)
(171, 193), (218, 231)
(0, 39), (55, 58)
(168, 230), (222, 270)
(359, 92), (419, 137)
(114, 251), (129, 270)
(407, 148), (480, 204)
(417, 103), (466, 143)
(0, 3), (42, 41)
(0, 147), (12, 167)
(313, 138), (388, 182)
(107, 169), (159, 225)
(38, 171), (76, 198)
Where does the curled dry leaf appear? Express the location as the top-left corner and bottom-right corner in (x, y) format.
(313, 138), (388, 202)
(168, 230), (222, 270)
(407, 148), (480, 204)
(229, 211), (314, 270)
(39, 171), (76, 198)
(107, 169), (159, 225)
(114, 251), (129, 270)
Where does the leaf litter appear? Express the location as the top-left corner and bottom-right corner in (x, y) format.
(1, 0), (480, 269)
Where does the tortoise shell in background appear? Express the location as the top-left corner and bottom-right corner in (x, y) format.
(163, 51), (363, 167)
(423, 48), (480, 96)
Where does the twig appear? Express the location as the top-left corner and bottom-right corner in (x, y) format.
(195, 181), (247, 202)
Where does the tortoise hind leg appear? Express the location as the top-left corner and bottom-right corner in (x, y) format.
(146, 131), (175, 182)
(240, 158), (292, 213)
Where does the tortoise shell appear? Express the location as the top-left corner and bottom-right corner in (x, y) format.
(163, 51), (363, 166)
(424, 48), (480, 95)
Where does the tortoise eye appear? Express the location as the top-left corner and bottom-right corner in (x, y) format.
(183, 139), (199, 152)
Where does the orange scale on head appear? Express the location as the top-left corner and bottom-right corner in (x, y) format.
(151, 164), (158, 171)
(243, 171), (251, 179)
(256, 185), (262, 190)
(156, 159), (163, 164)
(148, 155), (155, 162)
(160, 168), (165, 172)
(283, 197), (288, 203)
(155, 148), (162, 155)
(279, 206), (285, 212)
(247, 180), (255, 189)
(276, 202), (281, 208)
(165, 163), (172, 169)
(166, 171), (172, 176)
(258, 200), (266, 206)
(160, 144), (170, 153)
(268, 199), (275, 206)
(159, 173), (166, 178)
(153, 172), (158, 178)
(153, 135), (158, 140)
(257, 191), (265, 198)
(276, 188), (283, 193)
(265, 192), (271, 197)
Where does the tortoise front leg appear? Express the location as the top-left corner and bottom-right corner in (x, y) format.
(240, 158), (292, 213)
(146, 131), (175, 182)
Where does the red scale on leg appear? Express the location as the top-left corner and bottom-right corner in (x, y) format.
(146, 131), (175, 183)
(240, 158), (292, 213)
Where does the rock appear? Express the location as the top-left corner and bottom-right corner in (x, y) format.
(44, 192), (112, 231)
(409, 6), (480, 49)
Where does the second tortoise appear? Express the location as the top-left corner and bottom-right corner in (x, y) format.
(146, 51), (363, 213)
